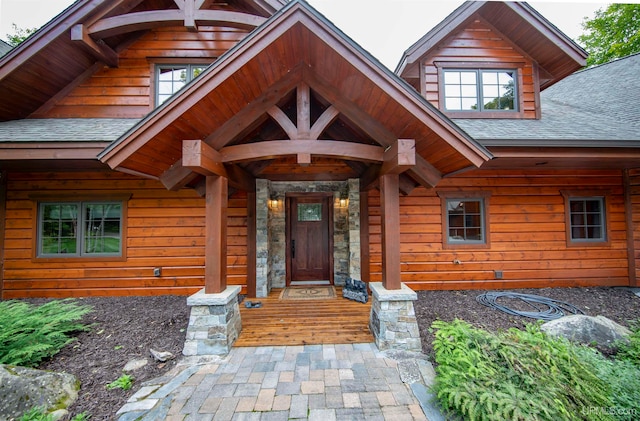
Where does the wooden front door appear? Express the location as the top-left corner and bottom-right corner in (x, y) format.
(286, 194), (333, 285)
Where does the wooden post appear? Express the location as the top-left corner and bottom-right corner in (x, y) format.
(205, 175), (228, 294)
(380, 173), (401, 290)
(360, 190), (370, 283)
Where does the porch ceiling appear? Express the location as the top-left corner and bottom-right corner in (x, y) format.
(99, 0), (491, 191)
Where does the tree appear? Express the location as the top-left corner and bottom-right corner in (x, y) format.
(6, 23), (37, 47)
(579, 4), (640, 66)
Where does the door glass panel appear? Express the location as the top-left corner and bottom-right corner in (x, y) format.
(298, 203), (322, 221)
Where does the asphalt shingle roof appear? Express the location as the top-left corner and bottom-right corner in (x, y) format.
(0, 118), (139, 142)
(454, 53), (640, 146)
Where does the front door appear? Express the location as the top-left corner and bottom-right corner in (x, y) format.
(286, 194), (333, 285)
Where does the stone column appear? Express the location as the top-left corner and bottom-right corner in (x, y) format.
(369, 282), (421, 352)
(347, 178), (361, 280)
(183, 286), (242, 356)
(255, 179), (269, 297)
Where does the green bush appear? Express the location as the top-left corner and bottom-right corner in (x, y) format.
(432, 319), (615, 421)
(616, 320), (640, 365)
(0, 299), (92, 367)
(19, 406), (54, 421)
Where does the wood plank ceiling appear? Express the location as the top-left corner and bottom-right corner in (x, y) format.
(100, 2), (491, 193)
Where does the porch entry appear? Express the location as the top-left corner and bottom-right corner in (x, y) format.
(286, 193), (333, 286)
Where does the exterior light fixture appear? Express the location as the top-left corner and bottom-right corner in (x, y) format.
(339, 185), (349, 208)
(270, 193), (278, 209)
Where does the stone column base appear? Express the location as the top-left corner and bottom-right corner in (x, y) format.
(369, 282), (422, 352)
(182, 286), (242, 356)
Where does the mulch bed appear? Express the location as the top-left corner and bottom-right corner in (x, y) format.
(17, 286), (640, 420)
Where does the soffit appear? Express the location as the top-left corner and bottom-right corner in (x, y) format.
(100, 1), (491, 189)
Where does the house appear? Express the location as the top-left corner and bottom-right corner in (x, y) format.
(0, 0), (639, 301)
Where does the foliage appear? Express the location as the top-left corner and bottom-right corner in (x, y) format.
(0, 299), (92, 367)
(106, 374), (134, 391)
(616, 320), (640, 365)
(6, 23), (38, 47)
(19, 407), (54, 421)
(431, 319), (615, 421)
(71, 412), (91, 421)
(579, 4), (640, 66)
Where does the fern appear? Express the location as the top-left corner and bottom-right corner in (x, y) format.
(432, 319), (620, 421)
(0, 299), (92, 367)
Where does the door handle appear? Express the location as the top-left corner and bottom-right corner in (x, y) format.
(291, 240), (295, 258)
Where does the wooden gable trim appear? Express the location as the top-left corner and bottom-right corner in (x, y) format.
(85, 9), (267, 39)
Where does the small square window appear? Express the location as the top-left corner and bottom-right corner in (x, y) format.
(443, 69), (517, 112)
(446, 198), (485, 243)
(156, 64), (208, 106)
(568, 198), (606, 242)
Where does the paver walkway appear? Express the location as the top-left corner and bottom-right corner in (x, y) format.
(116, 343), (441, 420)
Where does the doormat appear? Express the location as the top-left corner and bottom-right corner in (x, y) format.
(279, 286), (336, 300)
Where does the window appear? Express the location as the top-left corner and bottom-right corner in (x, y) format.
(568, 197), (606, 242)
(438, 192), (490, 248)
(446, 198), (486, 244)
(38, 202), (123, 257)
(156, 64), (207, 105)
(443, 69), (517, 112)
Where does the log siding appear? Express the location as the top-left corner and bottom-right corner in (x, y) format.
(2, 171), (248, 298)
(367, 169), (630, 290)
(422, 17), (539, 119)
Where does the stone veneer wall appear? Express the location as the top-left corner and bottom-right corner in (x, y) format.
(254, 179), (361, 297)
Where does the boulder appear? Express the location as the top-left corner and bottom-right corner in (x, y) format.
(0, 364), (79, 421)
(541, 315), (631, 348)
(124, 358), (148, 372)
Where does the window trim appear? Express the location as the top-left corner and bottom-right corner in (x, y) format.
(561, 190), (611, 247)
(31, 193), (130, 262)
(438, 191), (491, 249)
(436, 62), (525, 119)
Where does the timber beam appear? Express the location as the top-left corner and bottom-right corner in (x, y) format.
(70, 24), (119, 67)
(381, 139), (415, 175)
(182, 139), (256, 192)
(219, 140), (385, 163)
(407, 155), (442, 188)
(160, 159), (199, 191)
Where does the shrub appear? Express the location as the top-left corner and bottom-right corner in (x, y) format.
(616, 320), (640, 365)
(432, 319), (614, 421)
(0, 299), (92, 367)
(19, 407), (54, 421)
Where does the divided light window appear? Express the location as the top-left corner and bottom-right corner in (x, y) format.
(156, 64), (207, 105)
(38, 202), (123, 257)
(446, 198), (485, 244)
(568, 197), (606, 242)
(443, 69), (517, 112)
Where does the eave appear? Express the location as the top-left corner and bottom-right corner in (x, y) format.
(396, 1), (588, 90)
(99, 0), (491, 191)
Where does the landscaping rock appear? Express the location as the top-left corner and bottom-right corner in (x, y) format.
(123, 359), (148, 372)
(150, 348), (175, 362)
(0, 364), (79, 420)
(541, 315), (631, 348)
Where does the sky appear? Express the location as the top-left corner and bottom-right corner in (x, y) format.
(0, 0), (623, 69)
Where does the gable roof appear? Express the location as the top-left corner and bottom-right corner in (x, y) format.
(98, 0), (491, 189)
(396, 1), (588, 90)
(0, 0), (286, 121)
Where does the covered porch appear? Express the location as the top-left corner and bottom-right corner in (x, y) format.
(98, 0), (490, 354)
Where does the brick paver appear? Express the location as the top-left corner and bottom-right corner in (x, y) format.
(117, 343), (432, 420)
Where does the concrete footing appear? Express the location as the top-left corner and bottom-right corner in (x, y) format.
(182, 286), (242, 356)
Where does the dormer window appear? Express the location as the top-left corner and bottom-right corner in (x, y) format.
(156, 64), (208, 105)
(443, 69), (517, 112)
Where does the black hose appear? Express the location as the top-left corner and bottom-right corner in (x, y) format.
(476, 291), (584, 321)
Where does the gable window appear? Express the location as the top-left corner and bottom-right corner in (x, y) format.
(156, 64), (207, 105)
(443, 69), (517, 112)
(38, 202), (123, 258)
(438, 192), (491, 248)
(568, 197), (606, 242)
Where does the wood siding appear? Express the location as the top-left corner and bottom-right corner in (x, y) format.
(39, 26), (249, 118)
(2, 171), (248, 298)
(627, 169), (640, 287)
(367, 169), (630, 290)
(422, 17), (539, 119)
